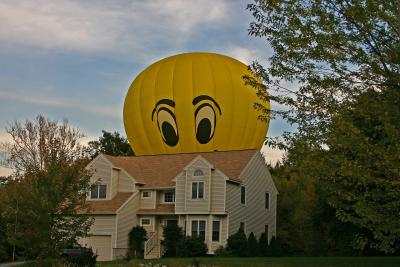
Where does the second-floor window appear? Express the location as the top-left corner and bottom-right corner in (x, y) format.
(164, 191), (175, 203)
(191, 220), (206, 240)
(240, 186), (246, 205)
(265, 192), (270, 209)
(141, 218), (151, 226)
(91, 184), (107, 199)
(192, 182), (204, 199)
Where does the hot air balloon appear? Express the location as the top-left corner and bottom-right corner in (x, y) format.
(123, 52), (269, 155)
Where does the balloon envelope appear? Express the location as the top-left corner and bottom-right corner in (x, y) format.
(123, 52), (270, 155)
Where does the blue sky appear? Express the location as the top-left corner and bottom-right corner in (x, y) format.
(0, 0), (289, 175)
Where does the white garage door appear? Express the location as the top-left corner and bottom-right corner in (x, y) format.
(85, 235), (112, 261)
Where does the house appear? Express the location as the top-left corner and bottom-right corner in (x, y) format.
(79, 149), (277, 261)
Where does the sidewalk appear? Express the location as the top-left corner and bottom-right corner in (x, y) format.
(0, 262), (25, 267)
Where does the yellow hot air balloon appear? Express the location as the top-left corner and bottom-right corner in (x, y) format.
(123, 52), (269, 155)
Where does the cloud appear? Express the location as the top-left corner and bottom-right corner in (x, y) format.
(0, 0), (229, 61)
(261, 144), (285, 166)
(0, 91), (120, 119)
(226, 46), (261, 65)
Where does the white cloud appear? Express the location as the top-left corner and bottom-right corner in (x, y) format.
(0, 91), (120, 119)
(261, 144), (285, 166)
(0, 0), (229, 61)
(226, 46), (261, 64)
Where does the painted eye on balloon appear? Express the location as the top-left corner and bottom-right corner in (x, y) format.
(156, 107), (179, 146)
(192, 95), (222, 145)
(195, 104), (216, 144)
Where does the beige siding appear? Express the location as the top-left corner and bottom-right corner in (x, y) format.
(138, 215), (155, 233)
(88, 156), (112, 200)
(111, 169), (119, 199)
(118, 170), (135, 192)
(175, 172), (186, 212)
(89, 215), (116, 234)
(210, 170), (226, 212)
(226, 151), (277, 241)
(175, 157), (212, 213)
(116, 192), (140, 249)
(139, 190), (156, 209)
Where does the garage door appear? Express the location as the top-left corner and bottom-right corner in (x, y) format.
(85, 235), (112, 261)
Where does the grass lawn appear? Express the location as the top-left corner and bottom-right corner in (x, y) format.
(97, 257), (400, 267)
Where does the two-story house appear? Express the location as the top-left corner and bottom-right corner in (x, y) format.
(79, 149), (277, 261)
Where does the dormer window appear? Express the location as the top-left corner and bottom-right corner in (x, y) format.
(91, 184), (107, 199)
(194, 169), (204, 177)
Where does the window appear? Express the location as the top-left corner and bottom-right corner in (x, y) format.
(166, 220), (178, 227)
(240, 186), (246, 205)
(191, 220), (206, 240)
(240, 222), (245, 232)
(265, 192), (270, 209)
(90, 184), (107, 199)
(142, 191), (151, 198)
(194, 169), (204, 177)
(192, 182), (204, 199)
(141, 218), (151, 225)
(164, 191), (175, 203)
(212, 221), (220, 241)
(265, 224), (269, 243)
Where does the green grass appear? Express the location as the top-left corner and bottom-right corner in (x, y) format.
(97, 257), (400, 267)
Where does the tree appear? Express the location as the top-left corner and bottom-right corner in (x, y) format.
(176, 236), (207, 257)
(247, 0), (400, 254)
(247, 232), (259, 257)
(0, 115), (93, 259)
(128, 226), (147, 259)
(88, 130), (134, 158)
(258, 232), (269, 256)
(161, 224), (183, 257)
(227, 228), (249, 257)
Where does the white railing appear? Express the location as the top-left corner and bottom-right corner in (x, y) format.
(144, 232), (157, 258)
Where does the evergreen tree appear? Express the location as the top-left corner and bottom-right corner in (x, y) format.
(247, 232), (259, 257)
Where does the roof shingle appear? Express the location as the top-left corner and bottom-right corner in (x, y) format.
(104, 149), (256, 188)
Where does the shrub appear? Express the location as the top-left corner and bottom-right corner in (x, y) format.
(227, 228), (248, 257)
(258, 232), (269, 256)
(161, 224), (183, 257)
(247, 232), (259, 257)
(128, 226), (147, 259)
(66, 247), (97, 267)
(176, 236), (207, 257)
(268, 236), (285, 256)
(214, 245), (232, 257)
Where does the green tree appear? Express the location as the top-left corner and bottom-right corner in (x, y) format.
(247, 232), (259, 257)
(128, 226), (147, 259)
(258, 232), (269, 256)
(227, 229), (249, 257)
(88, 130), (134, 158)
(247, 0), (400, 254)
(176, 236), (207, 257)
(0, 115), (93, 259)
(162, 224), (183, 257)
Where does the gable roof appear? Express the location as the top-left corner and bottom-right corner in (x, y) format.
(104, 149), (257, 188)
(85, 192), (133, 214)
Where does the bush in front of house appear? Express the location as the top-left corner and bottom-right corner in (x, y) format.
(66, 247), (97, 267)
(214, 245), (232, 257)
(226, 228), (249, 257)
(162, 224), (183, 257)
(128, 226), (147, 259)
(247, 232), (259, 257)
(268, 236), (285, 256)
(258, 232), (269, 256)
(176, 236), (207, 257)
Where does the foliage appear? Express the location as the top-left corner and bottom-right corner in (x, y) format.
(161, 224), (183, 257)
(227, 229), (249, 257)
(258, 233), (269, 257)
(0, 115), (93, 260)
(247, 0), (400, 254)
(214, 245), (232, 257)
(66, 247), (97, 267)
(247, 232), (258, 257)
(176, 236), (207, 257)
(128, 226), (147, 259)
(88, 130), (134, 158)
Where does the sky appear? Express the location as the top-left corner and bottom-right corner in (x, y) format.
(0, 0), (289, 176)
